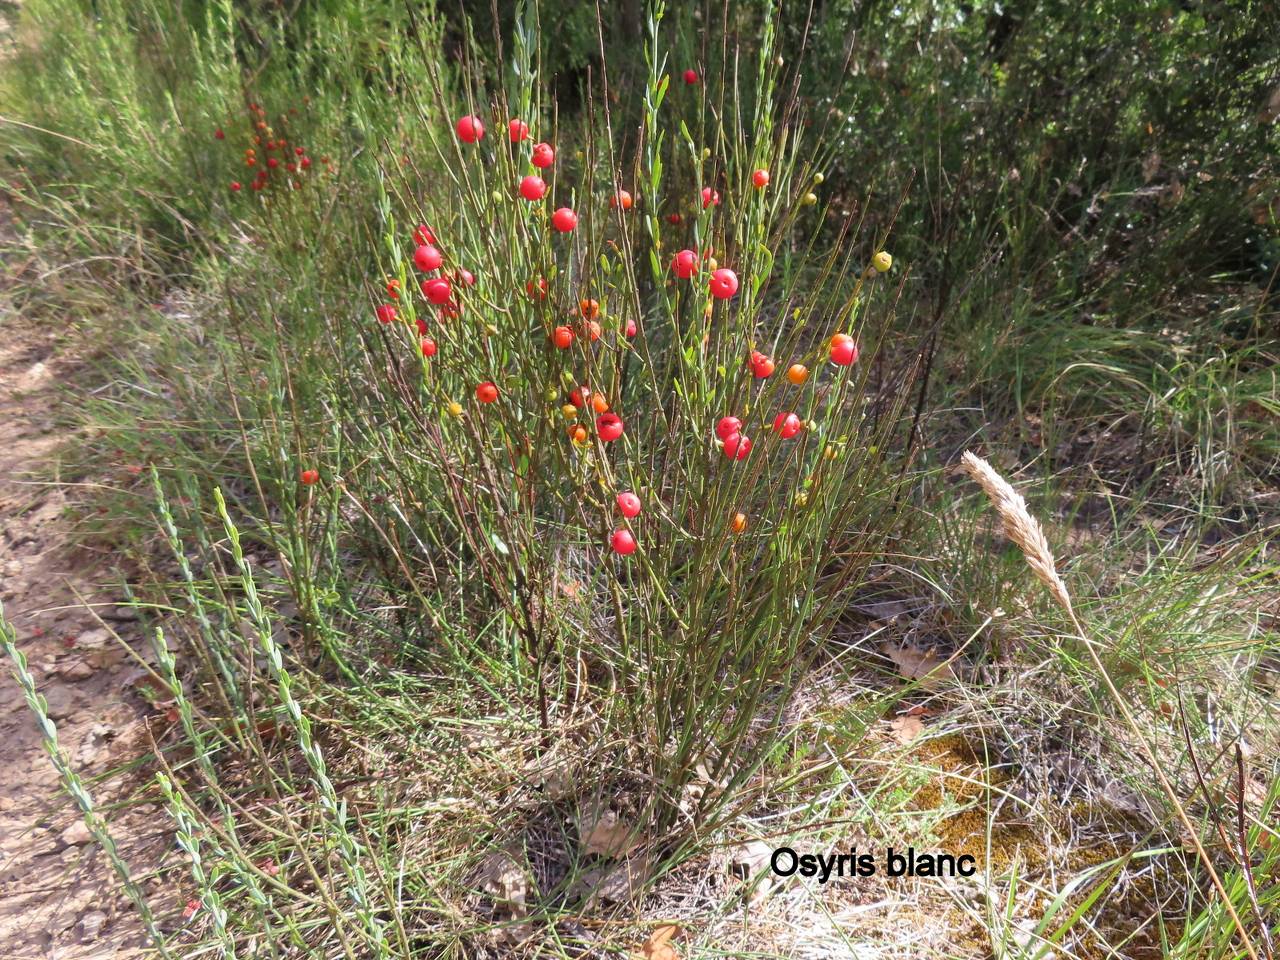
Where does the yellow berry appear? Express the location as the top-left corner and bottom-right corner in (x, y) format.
(872, 251), (892, 273)
(562, 404), (578, 419)
(803, 192), (818, 206)
(447, 401), (463, 418)
(812, 172), (824, 185)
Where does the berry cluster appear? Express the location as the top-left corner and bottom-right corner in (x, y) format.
(220, 98), (331, 195)
(302, 89), (894, 564)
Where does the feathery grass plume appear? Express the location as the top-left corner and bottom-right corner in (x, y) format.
(960, 451), (1072, 612)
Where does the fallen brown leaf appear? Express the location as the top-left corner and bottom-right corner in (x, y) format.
(578, 808), (639, 858)
(576, 855), (651, 907)
(634, 924), (680, 960)
(888, 714), (925, 744)
(479, 848), (529, 910)
(882, 642), (955, 690)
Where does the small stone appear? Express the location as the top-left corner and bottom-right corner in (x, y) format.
(42, 685), (82, 721)
(76, 723), (114, 767)
(77, 909), (108, 942)
(74, 627), (112, 649)
(60, 660), (94, 682)
(104, 605), (139, 622)
(60, 821), (93, 846)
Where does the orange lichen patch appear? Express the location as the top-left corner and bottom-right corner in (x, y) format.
(888, 734), (1183, 959)
(895, 735), (1027, 870)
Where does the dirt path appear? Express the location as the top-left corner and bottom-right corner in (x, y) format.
(0, 244), (159, 955)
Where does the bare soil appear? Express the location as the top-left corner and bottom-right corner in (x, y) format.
(0, 249), (158, 957)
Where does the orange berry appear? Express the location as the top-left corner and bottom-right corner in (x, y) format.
(786, 363), (809, 384)
(731, 511), (747, 533)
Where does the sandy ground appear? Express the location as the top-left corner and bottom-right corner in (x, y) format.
(0, 222), (158, 956)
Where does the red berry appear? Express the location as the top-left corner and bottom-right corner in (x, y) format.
(519, 175), (546, 201)
(531, 142), (555, 168)
(723, 433), (752, 460)
(456, 268), (476, 287)
(625, 318), (638, 337)
(215, 128), (225, 140)
(551, 207), (578, 232)
(476, 381), (499, 403)
(829, 334), (859, 366)
(553, 325), (574, 349)
(295, 146), (305, 156)
(610, 189), (633, 210)
(230, 181), (241, 191)
(684, 69), (699, 85)
(299, 469), (319, 485)
(267, 157), (279, 169)
(414, 224), (436, 245)
(716, 416), (742, 440)
(773, 412), (802, 438)
(570, 385), (591, 408)
(610, 528), (637, 555)
(414, 244), (443, 272)
(526, 278), (548, 300)
(375, 304), (398, 325)
(456, 115), (485, 143)
(701, 187), (720, 208)
(616, 491), (641, 518)
(672, 249), (698, 279)
(667, 213), (682, 224)
(596, 412), (624, 442)
(709, 268), (739, 299)
(750, 351), (775, 378)
(415, 317), (428, 335)
(423, 277), (452, 304)
(752, 169), (770, 188)
(420, 337), (437, 357)
(509, 118), (530, 142)
(300, 156), (312, 170)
